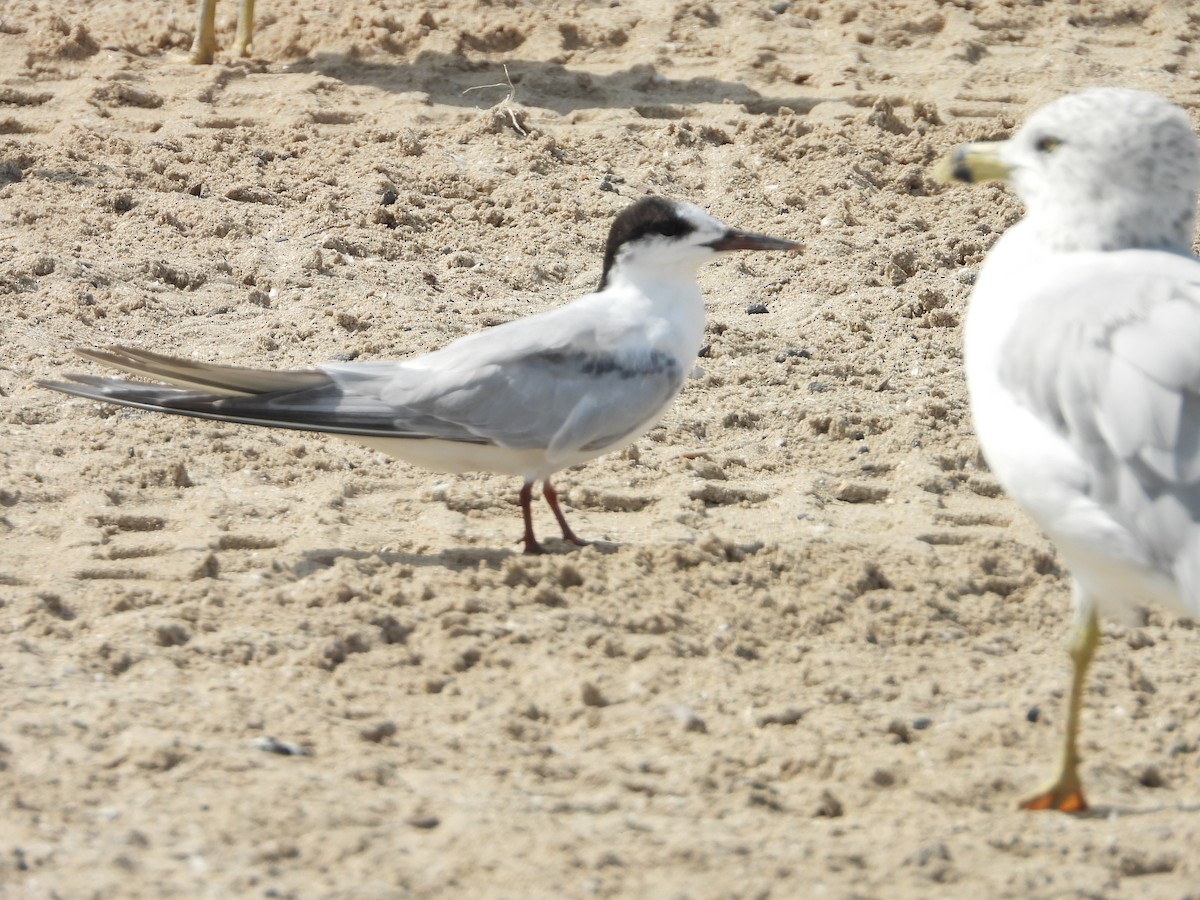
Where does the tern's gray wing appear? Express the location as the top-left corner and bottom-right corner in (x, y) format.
(324, 346), (686, 459)
(38, 372), (449, 439)
(43, 344), (686, 462)
(1000, 257), (1200, 605)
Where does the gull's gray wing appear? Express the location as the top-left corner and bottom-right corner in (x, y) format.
(999, 252), (1200, 607)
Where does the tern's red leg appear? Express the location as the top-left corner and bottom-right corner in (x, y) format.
(518, 481), (545, 554)
(543, 480), (587, 546)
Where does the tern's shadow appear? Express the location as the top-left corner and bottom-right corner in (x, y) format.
(289, 50), (828, 116)
(288, 539), (620, 578)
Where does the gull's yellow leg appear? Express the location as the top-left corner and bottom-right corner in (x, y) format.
(235, 0), (256, 58)
(1020, 605), (1099, 812)
(189, 0), (218, 64)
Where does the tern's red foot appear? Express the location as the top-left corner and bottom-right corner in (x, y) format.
(520, 537), (547, 555)
(542, 480), (587, 547)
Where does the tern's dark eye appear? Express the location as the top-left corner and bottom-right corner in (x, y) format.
(1035, 136), (1061, 154)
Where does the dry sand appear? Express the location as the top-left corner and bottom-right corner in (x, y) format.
(2, 1), (1199, 896)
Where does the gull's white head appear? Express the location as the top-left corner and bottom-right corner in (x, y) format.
(598, 197), (798, 289)
(936, 88), (1200, 253)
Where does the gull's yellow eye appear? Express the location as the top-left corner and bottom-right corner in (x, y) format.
(1036, 136), (1061, 154)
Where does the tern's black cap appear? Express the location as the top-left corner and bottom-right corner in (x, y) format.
(599, 197), (697, 289)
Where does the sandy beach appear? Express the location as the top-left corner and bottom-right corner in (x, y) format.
(1, 1), (1199, 895)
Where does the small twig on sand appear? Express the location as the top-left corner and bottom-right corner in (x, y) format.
(462, 64), (527, 136)
(301, 223), (352, 240)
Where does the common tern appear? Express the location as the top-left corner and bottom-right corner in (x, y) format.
(40, 196), (798, 554)
(936, 88), (1200, 811)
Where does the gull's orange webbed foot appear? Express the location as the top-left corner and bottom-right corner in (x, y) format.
(1019, 781), (1088, 813)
